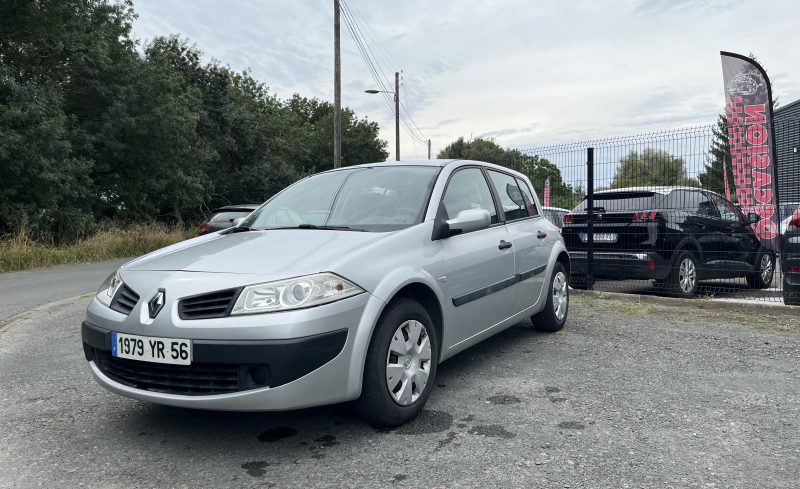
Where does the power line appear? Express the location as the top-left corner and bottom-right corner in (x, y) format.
(340, 0), (429, 145)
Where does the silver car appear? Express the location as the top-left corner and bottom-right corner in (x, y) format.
(82, 160), (570, 425)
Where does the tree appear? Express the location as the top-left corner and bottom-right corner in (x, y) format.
(437, 137), (582, 209)
(611, 148), (698, 189)
(0, 66), (93, 241)
(697, 114), (736, 200)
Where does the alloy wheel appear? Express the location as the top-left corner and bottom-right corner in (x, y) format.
(679, 258), (696, 293)
(385, 320), (432, 406)
(760, 254), (774, 284)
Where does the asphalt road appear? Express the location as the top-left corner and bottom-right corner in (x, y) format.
(1, 294), (799, 488)
(0, 259), (129, 322)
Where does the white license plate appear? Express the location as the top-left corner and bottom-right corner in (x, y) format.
(579, 232), (618, 243)
(111, 332), (192, 365)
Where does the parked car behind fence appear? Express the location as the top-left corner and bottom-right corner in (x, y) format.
(562, 186), (776, 297)
(199, 205), (261, 235)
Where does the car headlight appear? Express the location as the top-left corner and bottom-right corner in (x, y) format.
(96, 270), (123, 307)
(230, 273), (364, 315)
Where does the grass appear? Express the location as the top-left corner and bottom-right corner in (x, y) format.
(0, 224), (195, 273)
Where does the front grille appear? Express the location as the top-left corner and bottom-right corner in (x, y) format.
(94, 350), (241, 395)
(178, 288), (241, 319)
(110, 285), (140, 315)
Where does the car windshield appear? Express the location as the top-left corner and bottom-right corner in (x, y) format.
(242, 166), (440, 232)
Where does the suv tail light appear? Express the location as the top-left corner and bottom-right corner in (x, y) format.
(632, 211), (659, 222)
(789, 210), (800, 232)
(199, 223), (211, 234)
(563, 214), (575, 224)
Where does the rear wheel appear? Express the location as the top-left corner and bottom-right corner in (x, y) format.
(533, 262), (569, 333)
(354, 299), (439, 426)
(669, 251), (699, 297)
(747, 252), (774, 289)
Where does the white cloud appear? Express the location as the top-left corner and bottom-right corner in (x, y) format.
(132, 0), (800, 159)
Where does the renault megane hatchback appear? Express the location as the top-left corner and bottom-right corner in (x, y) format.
(82, 160), (570, 426)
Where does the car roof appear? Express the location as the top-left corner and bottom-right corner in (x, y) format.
(326, 159), (528, 179)
(595, 186), (705, 195)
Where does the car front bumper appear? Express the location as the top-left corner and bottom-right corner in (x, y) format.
(83, 277), (386, 411)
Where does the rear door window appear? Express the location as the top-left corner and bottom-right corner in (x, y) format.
(666, 190), (718, 217)
(487, 170), (529, 221)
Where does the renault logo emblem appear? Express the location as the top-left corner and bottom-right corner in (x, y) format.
(148, 289), (166, 318)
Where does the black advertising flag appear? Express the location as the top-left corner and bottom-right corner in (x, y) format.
(720, 51), (780, 251)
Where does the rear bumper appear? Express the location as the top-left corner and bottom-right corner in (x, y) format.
(568, 251), (670, 280)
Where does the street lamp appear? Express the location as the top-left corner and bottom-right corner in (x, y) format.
(365, 71), (400, 161)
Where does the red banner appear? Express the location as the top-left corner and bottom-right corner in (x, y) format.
(543, 176), (551, 207)
(720, 52), (780, 251)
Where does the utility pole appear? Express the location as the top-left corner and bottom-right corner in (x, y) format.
(333, 0), (342, 168)
(427, 139), (431, 159)
(394, 71), (400, 161)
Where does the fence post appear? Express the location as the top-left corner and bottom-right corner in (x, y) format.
(586, 147), (594, 290)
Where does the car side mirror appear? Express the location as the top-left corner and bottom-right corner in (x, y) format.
(747, 212), (760, 224)
(231, 217), (245, 227)
(442, 208), (491, 237)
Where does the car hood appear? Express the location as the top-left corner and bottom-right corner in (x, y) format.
(123, 229), (388, 276)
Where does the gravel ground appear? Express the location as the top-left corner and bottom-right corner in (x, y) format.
(1, 295), (799, 488)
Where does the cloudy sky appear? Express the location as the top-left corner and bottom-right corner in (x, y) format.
(132, 0), (800, 160)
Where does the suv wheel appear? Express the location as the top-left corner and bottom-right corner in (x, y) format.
(670, 251), (699, 297)
(533, 262), (569, 332)
(354, 298), (439, 426)
(747, 252), (774, 289)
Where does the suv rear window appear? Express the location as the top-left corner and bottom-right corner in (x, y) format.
(575, 191), (662, 212)
(210, 211), (251, 223)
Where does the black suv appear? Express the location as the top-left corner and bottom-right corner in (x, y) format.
(562, 186), (776, 296)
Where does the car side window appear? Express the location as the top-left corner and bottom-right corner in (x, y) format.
(442, 168), (499, 224)
(515, 177), (539, 217)
(711, 194), (744, 223)
(486, 170), (529, 221)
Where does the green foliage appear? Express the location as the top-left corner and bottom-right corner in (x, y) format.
(0, 2), (387, 242)
(697, 114), (736, 200)
(437, 137), (583, 209)
(0, 66), (94, 241)
(611, 148), (699, 189)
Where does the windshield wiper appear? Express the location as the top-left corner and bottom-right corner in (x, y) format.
(220, 226), (253, 235)
(265, 224), (365, 231)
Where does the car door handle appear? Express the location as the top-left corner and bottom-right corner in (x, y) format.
(498, 240), (513, 250)
(537, 230), (547, 239)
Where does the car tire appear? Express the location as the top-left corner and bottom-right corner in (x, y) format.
(354, 298), (439, 427)
(669, 250), (699, 297)
(533, 262), (569, 333)
(784, 276), (800, 306)
(747, 252), (775, 289)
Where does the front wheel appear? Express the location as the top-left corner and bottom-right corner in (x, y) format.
(747, 252), (774, 289)
(354, 299), (439, 426)
(533, 262), (569, 333)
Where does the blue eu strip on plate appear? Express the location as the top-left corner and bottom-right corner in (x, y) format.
(111, 331), (118, 357)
